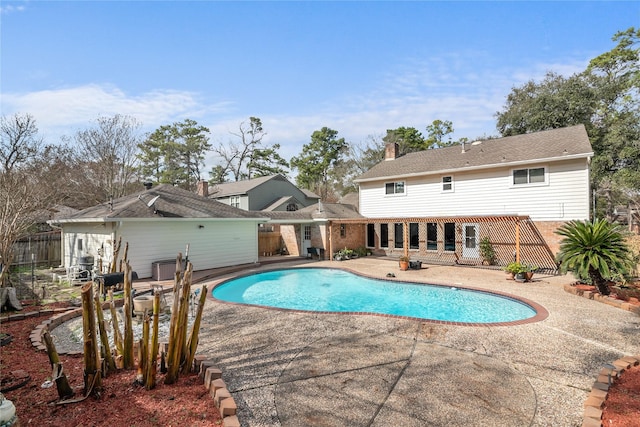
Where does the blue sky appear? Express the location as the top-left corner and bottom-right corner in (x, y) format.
(1, 1), (638, 173)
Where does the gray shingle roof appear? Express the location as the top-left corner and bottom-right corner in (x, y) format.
(54, 184), (265, 221)
(209, 174), (283, 197)
(355, 125), (593, 182)
(253, 202), (362, 222)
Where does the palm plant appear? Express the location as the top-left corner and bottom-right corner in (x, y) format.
(555, 219), (634, 296)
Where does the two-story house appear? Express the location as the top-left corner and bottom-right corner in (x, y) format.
(353, 125), (593, 269)
(206, 174), (320, 212)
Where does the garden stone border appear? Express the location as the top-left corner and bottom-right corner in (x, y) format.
(582, 355), (640, 427)
(563, 284), (640, 315)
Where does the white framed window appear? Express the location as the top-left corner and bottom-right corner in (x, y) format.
(442, 176), (454, 192)
(385, 181), (405, 195)
(230, 196), (240, 208)
(512, 167), (547, 186)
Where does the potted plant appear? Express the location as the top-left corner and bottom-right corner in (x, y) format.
(503, 262), (520, 280)
(479, 237), (496, 265)
(504, 262), (537, 282)
(398, 255), (410, 271)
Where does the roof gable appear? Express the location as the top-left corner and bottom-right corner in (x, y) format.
(355, 125), (593, 182)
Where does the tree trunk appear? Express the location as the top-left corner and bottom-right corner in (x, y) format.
(589, 267), (611, 296)
(108, 290), (123, 356)
(94, 292), (116, 374)
(81, 282), (102, 396)
(146, 292), (160, 390)
(0, 287), (23, 310)
(165, 262), (192, 384)
(122, 263), (134, 369)
(182, 285), (207, 374)
(42, 331), (75, 400)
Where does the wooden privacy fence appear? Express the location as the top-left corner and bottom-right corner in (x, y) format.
(11, 231), (61, 268)
(258, 231), (283, 256)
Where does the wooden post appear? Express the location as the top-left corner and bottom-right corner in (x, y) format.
(108, 289), (123, 356)
(42, 331), (75, 400)
(182, 285), (207, 374)
(165, 262), (192, 384)
(146, 292), (160, 389)
(328, 221), (333, 261)
(403, 221), (409, 259)
(122, 263), (134, 369)
(515, 219), (521, 263)
(81, 282), (102, 396)
(94, 291), (116, 374)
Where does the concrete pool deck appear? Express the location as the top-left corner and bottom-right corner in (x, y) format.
(194, 257), (640, 426)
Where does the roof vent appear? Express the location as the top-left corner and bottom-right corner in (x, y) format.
(143, 182), (153, 190)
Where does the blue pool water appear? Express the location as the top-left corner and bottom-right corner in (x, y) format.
(212, 268), (538, 324)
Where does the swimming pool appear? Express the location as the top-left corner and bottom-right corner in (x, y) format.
(212, 268), (543, 324)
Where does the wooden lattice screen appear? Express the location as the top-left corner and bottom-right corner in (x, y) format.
(332, 215), (558, 273)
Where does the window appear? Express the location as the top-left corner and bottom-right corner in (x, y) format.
(394, 223), (404, 249)
(513, 167), (545, 185)
(286, 203), (298, 211)
(230, 196), (240, 208)
(442, 176), (453, 192)
(77, 238), (83, 251)
(385, 181), (405, 195)
(444, 223), (455, 252)
(426, 223), (437, 251)
(367, 224), (375, 248)
(304, 225), (311, 241)
(380, 224), (389, 248)
(409, 223), (419, 249)
(340, 224), (346, 238)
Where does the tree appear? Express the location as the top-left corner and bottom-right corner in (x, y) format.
(382, 126), (425, 155)
(425, 119), (456, 149)
(290, 127), (348, 201)
(556, 219), (634, 295)
(73, 115), (143, 203)
(210, 117), (288, 182)
(139, 119), (211, 191)
(494, 28), (640, 219)
(495, 72), (597, 137)
(334, 134), (386, 195)
(0, 114), (70, 286)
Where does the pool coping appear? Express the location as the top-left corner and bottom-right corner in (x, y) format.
(208, 265), (549, 327)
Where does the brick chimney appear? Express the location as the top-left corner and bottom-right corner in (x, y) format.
(385, 142), (399, 161)
(197, 179), (209, 197)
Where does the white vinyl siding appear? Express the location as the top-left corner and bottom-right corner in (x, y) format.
(359, 158), (590, 221)
(117, 220), (259, 278)
(61, 220), (260, 278)
(62, 224), (113, 270)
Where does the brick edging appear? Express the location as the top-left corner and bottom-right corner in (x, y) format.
(582, 354), (640, 427)
(563, 284), (640, 315)
(6, 305), (241, 426)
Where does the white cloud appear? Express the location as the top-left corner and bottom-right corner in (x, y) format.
(0, 3), (26, 15)
(2, 84), (234, 141)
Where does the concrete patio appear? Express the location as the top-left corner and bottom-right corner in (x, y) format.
(194, 257), (640, 426)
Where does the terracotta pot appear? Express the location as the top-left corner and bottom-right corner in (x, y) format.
(399, 261), (409, 271)
(524, 272), (534, 282)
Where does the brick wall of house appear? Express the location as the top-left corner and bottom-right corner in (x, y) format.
(329, 222), (366, 257)
(533, 220), (569, 256)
